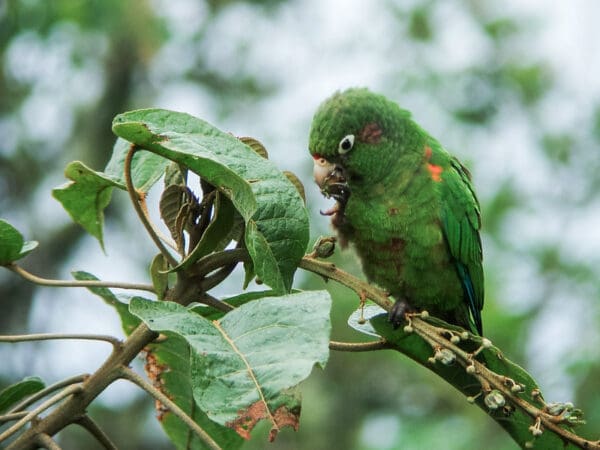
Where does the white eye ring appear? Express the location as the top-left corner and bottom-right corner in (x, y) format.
(338, 134), (355, 154)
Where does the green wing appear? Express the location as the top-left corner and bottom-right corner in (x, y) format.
(439, 155), (484, 334)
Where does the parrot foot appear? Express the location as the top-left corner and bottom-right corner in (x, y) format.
(389, 300), (414, 329)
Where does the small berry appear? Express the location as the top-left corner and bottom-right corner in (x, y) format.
(484, 390), (505, 410)
(435, 349), (456, 365)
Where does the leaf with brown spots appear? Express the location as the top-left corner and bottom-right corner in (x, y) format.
(130, 291), (331, 440)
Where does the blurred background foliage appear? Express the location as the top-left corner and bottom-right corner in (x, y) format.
(1, 0), (600, 449)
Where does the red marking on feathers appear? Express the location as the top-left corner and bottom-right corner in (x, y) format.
(313, 154), (322, 160)
(358, 122), (383, 144)
(424, 146), (443, 181)
(427, 163), (443, 182)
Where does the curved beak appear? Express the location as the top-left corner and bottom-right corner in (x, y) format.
(312, 155), (349, 202)
(313, 155), (337, 187)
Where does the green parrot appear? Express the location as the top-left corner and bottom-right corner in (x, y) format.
(309, 88), (484, 334)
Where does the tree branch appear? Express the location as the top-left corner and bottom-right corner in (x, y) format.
(0, 333), (120, 347)
(299, 253), (599, 449)
(6, 264), (155, 293)
(0, 412), (28, 424)
(7, 375), (89, 415)
(74, 415), (117, 450)
(329, 340), (392, 352)
(4, 324), (158, 450)
(299, 255), (394, 311)
(117, 366), (222, 450)
(35, 433), (62, 450)
(190, 248), (250, 279)
(0, 384), (82, 443)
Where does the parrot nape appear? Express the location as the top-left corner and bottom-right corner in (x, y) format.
(309, 88), (484, 335)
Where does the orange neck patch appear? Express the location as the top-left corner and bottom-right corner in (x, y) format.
(424, 146), (443, 182)
(427, 163), (443, 182)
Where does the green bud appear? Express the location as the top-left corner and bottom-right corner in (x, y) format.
(312, 236), (336, 259)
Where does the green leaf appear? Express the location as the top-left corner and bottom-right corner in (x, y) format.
(145, 331), (244, 450)
(52, 140), (169, 249)
(370, 315), (579, 450)
(130, 290), (331, 440)
(0, 376), (45, 413)
(104, 137), (170, 191)
(0, 220), (38, 265)
(52, 162), (123, 249)
(150, 254), (170, 298)
(71, 271), (141, 335)
(112, 109), (309, 294)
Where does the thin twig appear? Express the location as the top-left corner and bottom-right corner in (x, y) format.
(197, 293), (234, 312)
(198, 263), (238, 292)
(0, 384), (82, 442)
(117, 366), (222, 450)
(0, 333), (120, 347)
(0, 411), (28, 424)
(124, 145), (179, 268)
(299, 256), (394, 311)
(74, 415), (118, 450)
(35, 433), (62, 450)
(7, 374), (89, 414)
(190, 248), (250, 279)
(7, 264), (155, 293)
(329, 340), (392, 352)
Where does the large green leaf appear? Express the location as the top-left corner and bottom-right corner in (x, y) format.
(71, 272), (240, 448)
(112, 109), (309, 294)
(0, 219), (38, 265)
(370, 315), (582, 450)
(130, 291), (331, 440)
(0, 377), (45, 414)
(144, 330), (244, 450)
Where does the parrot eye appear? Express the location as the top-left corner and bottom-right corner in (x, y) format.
(338, 134), (355, 154)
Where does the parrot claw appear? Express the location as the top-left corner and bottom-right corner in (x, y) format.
(389, 300), (413, 329)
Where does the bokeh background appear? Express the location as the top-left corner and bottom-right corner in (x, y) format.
(1, 1), (600, 449)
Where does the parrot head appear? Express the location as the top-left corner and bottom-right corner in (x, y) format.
(308, 88), (417, 204)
